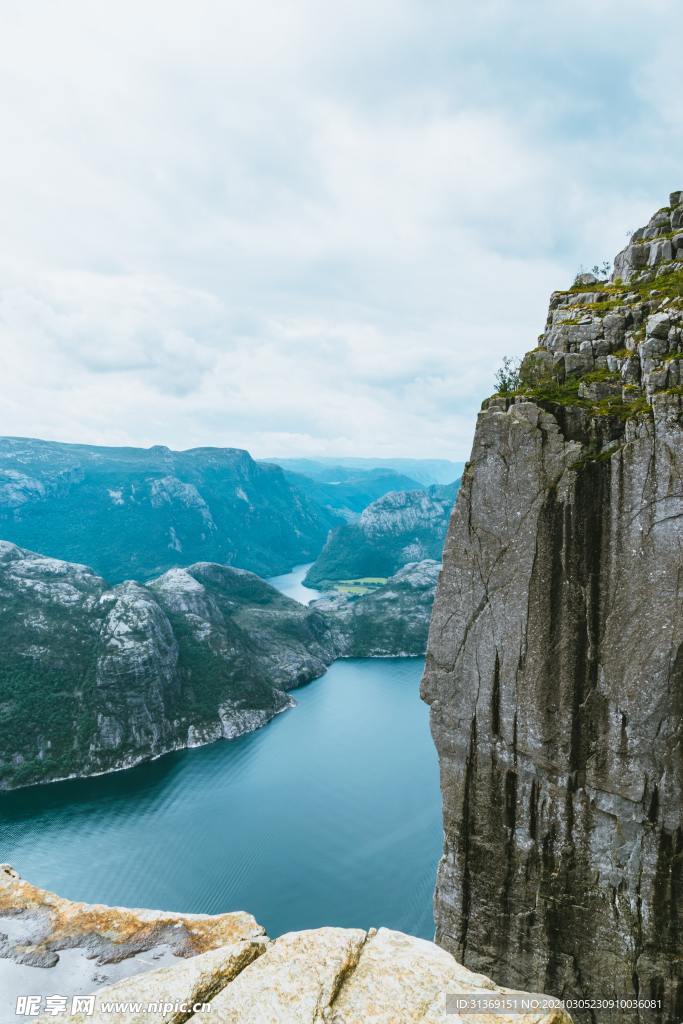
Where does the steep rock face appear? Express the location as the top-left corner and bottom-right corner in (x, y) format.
(422, 195), (683, 1022)
(0, 869), (572, 1024)
(0, 439), (333, 581)
(305, 483), (458, 587)
(0, 543), (336, 789)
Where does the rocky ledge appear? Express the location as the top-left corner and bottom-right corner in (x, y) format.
(0, 867), (571, 1024)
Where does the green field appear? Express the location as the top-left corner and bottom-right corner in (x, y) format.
(334, 577), (388, 596)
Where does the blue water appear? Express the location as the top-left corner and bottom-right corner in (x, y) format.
(0, 658), (441, 939)
(266, 562), (319, 604)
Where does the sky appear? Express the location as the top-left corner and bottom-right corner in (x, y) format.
(1, 0), (682, 460)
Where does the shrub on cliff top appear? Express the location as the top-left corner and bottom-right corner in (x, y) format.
(494, 356), (521, 394)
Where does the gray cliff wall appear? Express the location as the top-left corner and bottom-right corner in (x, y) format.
(422, 196), (683, 1023)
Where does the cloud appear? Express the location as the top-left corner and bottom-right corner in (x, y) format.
(1, 0), (682, 458)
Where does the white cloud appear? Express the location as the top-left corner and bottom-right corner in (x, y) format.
(1, 0), (682, 458)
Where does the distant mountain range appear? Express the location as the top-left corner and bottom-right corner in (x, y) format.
(276, 466), (427, 519)
(265, 457), (464, 486)
(0, 437), (333, 583)
(0, 436), (459, 791)
(0, 438), (459, 584)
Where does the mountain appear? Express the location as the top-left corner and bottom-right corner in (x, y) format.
(279, 466), (426, 518)
(313, 560), (440, 656)
(0, 541), (337, 790)
(422, 192), (683, 1021)
(304, 483), (458, 587)
(266, 457), (464, 486)
(0, 438), (333, 582)
(0, 541), (439, 791)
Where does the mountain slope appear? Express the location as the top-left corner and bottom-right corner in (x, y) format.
(421, 193), (683, 1021)
(267, 457), (464, 486)
(0, 541), (336, 790)
(304, 483), (457, 586)
(0, 540), (439, 791)
(313, 560), (440, 656)
(0, 438), (333, 582)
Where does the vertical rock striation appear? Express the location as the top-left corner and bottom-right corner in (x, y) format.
(422, 194), (683, 1023)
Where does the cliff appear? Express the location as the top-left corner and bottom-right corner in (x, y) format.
(422, 194), (683, 1022)
(0, 867), (571, 1024)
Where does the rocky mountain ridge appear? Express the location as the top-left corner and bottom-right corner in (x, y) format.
(422, 192), (683, 1022)
(0, 440), (457, 589)
(0, 540), (335, 790)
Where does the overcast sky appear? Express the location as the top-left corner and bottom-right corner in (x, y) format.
(1, 0), (682, 459)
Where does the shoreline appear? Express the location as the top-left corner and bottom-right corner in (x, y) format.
(0, 653), (426, 796)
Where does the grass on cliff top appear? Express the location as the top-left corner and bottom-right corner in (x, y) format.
(493, 269), (683, 412)
(561, 265), (683, 304)
(499, 372), (651, 420)
(630, 228), (682, 246)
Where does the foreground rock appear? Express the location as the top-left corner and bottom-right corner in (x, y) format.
(0, 544), (336, 789)
(0, 865), (265, 1021)
(0, 868), (571, 1023)
(422, 193), (683, 1021)
(316, 560), (440, 656)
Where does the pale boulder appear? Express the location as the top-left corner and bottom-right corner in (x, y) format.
(330, 928), (569, 1024)
(197, 927), (366, 1023)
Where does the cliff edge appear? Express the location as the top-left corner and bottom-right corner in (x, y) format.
(0, 867), (571, 1024)
(422, 194), (683, 1023)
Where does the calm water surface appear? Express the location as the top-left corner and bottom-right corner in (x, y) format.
(0, 657), (441, 939)
(266, 562), (320, 604)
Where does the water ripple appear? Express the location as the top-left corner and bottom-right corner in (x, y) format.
(0, 658), (441, 937)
